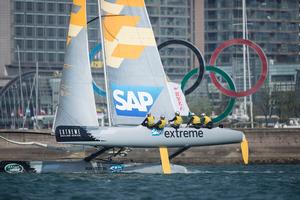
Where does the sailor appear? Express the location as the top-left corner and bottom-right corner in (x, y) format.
(200, 113), (213, 129)
(169, 111), (183, 129)
(187, 113), (201, 129)
(154, 115), (167, 130)
(141, 113), (155, 128)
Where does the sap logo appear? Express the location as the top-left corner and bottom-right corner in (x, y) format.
(113, 90), (153, 112)
(111, 84), (162, 117)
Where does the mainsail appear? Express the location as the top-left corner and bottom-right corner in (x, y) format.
(100, 0), (177, 125)
(54, 0), (99, 128)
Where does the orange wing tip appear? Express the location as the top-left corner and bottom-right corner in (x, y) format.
(241, 138), (249, 165)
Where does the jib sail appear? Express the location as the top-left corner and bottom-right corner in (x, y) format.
(54, 0), (99, 129)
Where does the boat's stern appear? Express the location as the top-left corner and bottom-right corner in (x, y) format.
(55, 126), (100, 143)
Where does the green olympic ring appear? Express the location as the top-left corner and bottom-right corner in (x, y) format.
(181, 66), (236, 123)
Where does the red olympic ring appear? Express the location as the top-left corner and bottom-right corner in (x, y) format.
(209, 38), (268, 97)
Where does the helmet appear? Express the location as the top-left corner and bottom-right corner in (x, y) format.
(201, 113), (206, 117)
(175, 111), (180, 116)
(147, 113), (151, 116)
(160, 115), (165, 119)
(191, 113), (195, 116)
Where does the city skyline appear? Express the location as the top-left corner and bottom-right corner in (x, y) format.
(0, 0), (299, 128)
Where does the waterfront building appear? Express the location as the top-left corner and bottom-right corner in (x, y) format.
(146, 0), (198, 80)
(0, 0), (197, 79)
(0, 0), (198, 128)
(204, 0), (300, 116)
(205, 0), (299, 66)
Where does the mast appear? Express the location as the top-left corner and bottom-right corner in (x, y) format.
(17, 45), (24, 123)
(12, 86), (16, 129)
(245, 11), (254, 128)
(242, 0), (254, 128)
(242, 0), (247, 118)
(35, 62), (39, 129)
(97, 0), (112, 126)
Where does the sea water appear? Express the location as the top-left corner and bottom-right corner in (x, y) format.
(0, 165), (299, 200)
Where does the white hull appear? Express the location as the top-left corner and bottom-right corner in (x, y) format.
(55, 125), (244, 148)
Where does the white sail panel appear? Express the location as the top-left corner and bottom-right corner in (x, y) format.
(54, 0), (99, 129)
(167, 82), (190, 116)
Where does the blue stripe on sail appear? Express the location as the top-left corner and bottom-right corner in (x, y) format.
(89, 44), (106, 97)
(89, 44), (102, 61)
(92, 81), (106, 97)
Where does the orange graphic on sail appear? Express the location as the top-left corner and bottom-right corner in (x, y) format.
(102, 0), (156, 68)
(115, 0), (145, 7)
(67, 0), (87, 45)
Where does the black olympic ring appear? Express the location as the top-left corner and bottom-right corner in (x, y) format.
(158, 39), (205, 96)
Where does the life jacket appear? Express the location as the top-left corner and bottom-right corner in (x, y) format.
(192, 115), (200, 125)
(174, 116), (183, 126)
(203, 116), (212, 125)
(158, 119), (167, 129)
(147, 116), (155, 127)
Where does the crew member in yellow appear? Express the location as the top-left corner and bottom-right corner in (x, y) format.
(141, 113), (155, 128)
(154, 115), (167, 130)
(169, 111), (183, 129)
(187, 113), (201, 129)
(200, 113), (213, 129)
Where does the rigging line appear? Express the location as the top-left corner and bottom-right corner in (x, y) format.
(88, 15), (126, 42)
(103, 22), (119, 42)
(22, 76), (36, 128)
(87, 16), (99, 24)
(87, 15), (125, 24)
(0, 135), (70, 152)
(0, 135), (47, 148)
(7, 88), (12, 119)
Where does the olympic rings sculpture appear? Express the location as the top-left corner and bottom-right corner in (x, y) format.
(158, 38), (268, 122)
(90, 38), (268, 122)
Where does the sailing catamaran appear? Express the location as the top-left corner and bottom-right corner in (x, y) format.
(50, 0), (249, 174)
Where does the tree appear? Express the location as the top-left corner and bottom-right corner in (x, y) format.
(275, 90), (298, 122)
(186, 95), (213, 116)
(255, 83), (299, 125)
(254, 85), (277, 126)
